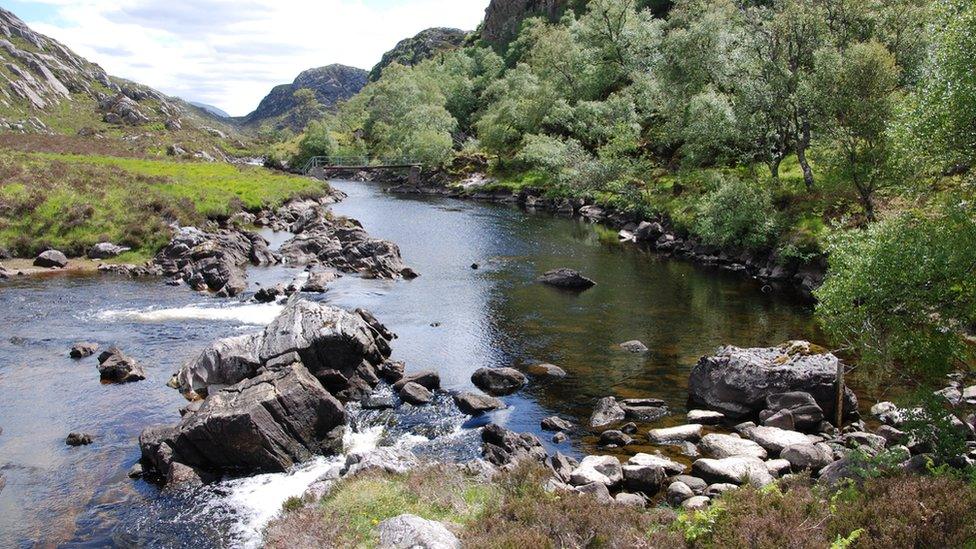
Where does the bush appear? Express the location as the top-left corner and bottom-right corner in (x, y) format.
(694, 175), (777, 250)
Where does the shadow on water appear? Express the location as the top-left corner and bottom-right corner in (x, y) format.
(0, 179), (818, 547)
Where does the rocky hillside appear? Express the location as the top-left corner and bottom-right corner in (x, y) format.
(240, 64), (368, 130)
(481, 0), (567, 46)
(0, 8), (249, 158)
(368, 28), (469, 81)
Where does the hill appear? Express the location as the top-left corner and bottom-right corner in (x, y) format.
(0, 8), (252, 159)
(189, 101), (230, 118)
(240, 64), (368, 131)
(369, 27), (469, 82)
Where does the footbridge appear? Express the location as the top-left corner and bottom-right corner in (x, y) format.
(301, 156), (424, 184)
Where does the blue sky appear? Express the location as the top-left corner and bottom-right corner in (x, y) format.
(5, 0), (488, 115)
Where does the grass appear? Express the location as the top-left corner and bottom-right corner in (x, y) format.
(265, 459), (976, 549)
(0, 141), (327, 258)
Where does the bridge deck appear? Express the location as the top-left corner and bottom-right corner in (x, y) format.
(315, 164), (422, 170)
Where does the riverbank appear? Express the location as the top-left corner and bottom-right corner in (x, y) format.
(328, 168), (826, 299)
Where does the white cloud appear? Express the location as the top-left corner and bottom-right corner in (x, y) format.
(23, 0), (488, 115)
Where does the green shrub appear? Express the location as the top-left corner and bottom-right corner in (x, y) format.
(694, 175), (777, 250)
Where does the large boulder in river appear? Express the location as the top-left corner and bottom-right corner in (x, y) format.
(536, 268), (596, 291)
(173, 300), (394, 402)
(33, 249), (68, 268)
(141, 363), (346, 477)
(97, 347), (146, 383)
(688, 341), (857, 424)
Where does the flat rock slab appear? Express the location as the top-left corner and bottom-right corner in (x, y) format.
(627, 453), (686, 475)
(688, 409), (725, 425)
(569, 455), (622, 487)
(745, 426), (810, 455)
(692, 456), (774, 487)
(648, 424), (702, 443)
(699, 433), (768, 460)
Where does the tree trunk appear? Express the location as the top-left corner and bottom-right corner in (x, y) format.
(835, 360), (845, 427)
(769, 155), (782, 184)
(796, 122), (815, 191)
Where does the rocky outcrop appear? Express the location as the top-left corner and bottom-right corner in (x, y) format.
(98, 93), (149, 125)
(688, 341), (858, 424)
(88, 242), (130, 259)
(154, 226), (279, 297)
(173, 300), (394, 402)
(241, 64), (368, 130)
(141, 363), (346, 477)
(481, 0), (567, 46)
(369, 28), (468, 81)
(279, 209), (415, 279)
(481, 424), (547, 467)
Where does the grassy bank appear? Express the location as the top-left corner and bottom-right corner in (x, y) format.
(265, 461), (976, 548)
(0, 141), (326, 260)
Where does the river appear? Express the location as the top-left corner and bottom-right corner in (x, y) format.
(0, 179), (817, 547)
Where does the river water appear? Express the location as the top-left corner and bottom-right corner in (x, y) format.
(0, 180), (817, 547)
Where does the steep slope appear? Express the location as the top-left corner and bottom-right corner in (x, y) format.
(369, 27), (469, 82)
(241, 64), (368, 130)
(481, 0), (568, 47)
(0, 8), (249, 158)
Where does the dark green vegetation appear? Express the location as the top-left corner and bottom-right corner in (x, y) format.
(0, 135), (325, 261)
(274, 0), (976, 392)
(265, 460), (976, 548)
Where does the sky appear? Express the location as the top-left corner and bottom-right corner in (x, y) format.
(4, 0), (489, 116)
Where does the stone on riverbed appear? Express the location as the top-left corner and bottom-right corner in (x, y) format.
(526, 363), (567, 377)
(619, 340), (649, 353)
(628, 453), (686, 476)
(570, 455), (623, 487)
(141, 363), (346, 477)
(399, 382), (433, 405)
(744, 425), (810, 456)
(97, 347), (146, 383)
(393, 371), (440, 392)
(66, 432), (93, 446)
(688, 409), (725, 425)
(688, 341), (857, 423)
(481, 424), (547, 467)
(536, 268), (596, 291)
(33, 249), (68, 268)
(471, 367), (526, 396)
(301, 269), (340, 293)
(542, 416), (574, 432)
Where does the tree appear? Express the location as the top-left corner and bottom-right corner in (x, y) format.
(816, 198), (976, 388)
(293, 120), (338, 167)
(695, 174), (777, 250)
(815, 41), (900, 221)
(291, 88), (322, 130)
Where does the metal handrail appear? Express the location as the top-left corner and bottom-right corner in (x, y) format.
(300, 156), (424, 175)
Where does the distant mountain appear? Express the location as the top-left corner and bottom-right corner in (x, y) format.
(240, 64), (368, 130)
(189, 101), (230, 118)
(0, 8), (244, 156)
(369, 28), (469, 82)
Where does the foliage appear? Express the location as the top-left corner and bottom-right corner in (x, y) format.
(695, 174), (777, 250)
(815, 198), (976, 385)
(292, 120), (338, 168)
(900, 391), (969, 463)
(0, 148), (324, 257)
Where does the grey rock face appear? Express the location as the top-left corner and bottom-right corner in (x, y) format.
(173, 333), (262, 397)
(688, 341), (857, 423)
(369, 28), (467, 81)
(569, 455), (623, 487)
(744, 425), (810, 456)
(537, 268), (596, 290)
(97, 347), (146, 383)
(141, 364), (346, 476)
(376, 513), (461, 549)
(482, 0), (565, 45)
(781, 443), (834, 473)
(155, 227), (278, 297)
(243, 64), (368, 130)
(33, 249), (68, 268)
(471, 367), (526, 396)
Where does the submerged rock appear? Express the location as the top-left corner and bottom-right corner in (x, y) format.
(536, 268), (596, 291)
(688, 341), (858, 423)
(69, 342), (98, 359)
(590, 396), (626, 428)
(619, 340), (649, 353)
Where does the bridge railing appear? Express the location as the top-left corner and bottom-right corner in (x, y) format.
(300, 156), (423, 175)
